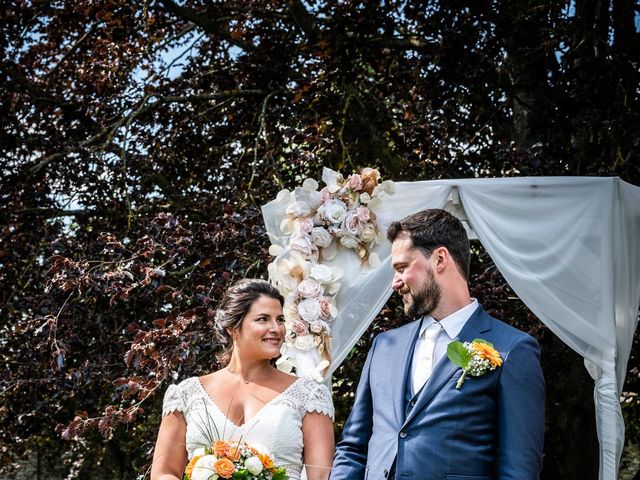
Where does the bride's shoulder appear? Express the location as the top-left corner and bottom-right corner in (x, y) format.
(172, 375), (202, 391)
(289, 376), (335, 419)
(163, 376), (202, 402)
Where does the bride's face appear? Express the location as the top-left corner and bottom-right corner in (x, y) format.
(233, 295), (286, 361)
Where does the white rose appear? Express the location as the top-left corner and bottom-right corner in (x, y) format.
(286, 200), (311, 217)
(297, 279), (324, 299)
(245, 456), (264, 475)
(191, 455), (218, 480)
(318, 199), (347, 225)
(310, 264), (333, 283)
(360, 192), (371, 204)
(360, 223), (377, 243)
(298, 298), (321, 322)
(310, 227), (333, 248)
(341, 211), (362, 236)
(340, 235), (359, 249)
(295, 334), (316, 351)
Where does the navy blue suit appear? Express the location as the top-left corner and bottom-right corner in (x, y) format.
(331, 306), (544, 480)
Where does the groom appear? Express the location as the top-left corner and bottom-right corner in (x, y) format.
(330, 209), (544, 480)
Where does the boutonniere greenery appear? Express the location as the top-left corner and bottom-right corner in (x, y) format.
(447, 339), (503, 389)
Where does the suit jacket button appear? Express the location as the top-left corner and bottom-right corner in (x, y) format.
(399, 431), (407, 438)
(410, 400), (415, 406)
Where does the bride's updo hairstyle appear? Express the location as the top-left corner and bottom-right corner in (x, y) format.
(214, 278), (284, 366)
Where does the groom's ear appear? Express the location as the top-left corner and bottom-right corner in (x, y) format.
(434, 246), (449, 273)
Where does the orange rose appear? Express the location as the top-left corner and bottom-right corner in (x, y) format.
(213, 440), (230, 457)
(184, 455), (202, 478)
(213, 458), (236, 478)
(226, 446), (242, 462)
(258, 452), (275, 470)
(472, 341), (503, 367)
(360, 167), (380, 195)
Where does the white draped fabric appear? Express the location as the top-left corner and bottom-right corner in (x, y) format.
(261, 176), (640, 480)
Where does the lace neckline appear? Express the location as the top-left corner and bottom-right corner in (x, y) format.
(196, 376), (303, 428)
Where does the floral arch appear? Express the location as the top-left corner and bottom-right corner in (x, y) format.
(262, 170), (640, 480)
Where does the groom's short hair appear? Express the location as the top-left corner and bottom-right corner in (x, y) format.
(387, 208), (470, 281)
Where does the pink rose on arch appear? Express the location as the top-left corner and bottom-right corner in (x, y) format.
(310, 320), (330, 335)
(356, 206), (371, 222)
(342, 211), (362, 236)
(347, 174), (363, 191)
(290, 232), (314, 256)
(318, 297), (331, 318)
(292, 320), (309, 336)
(298, 218), (314, 234)
(319, 186), (333, 202)
(297, 279), (324, 299)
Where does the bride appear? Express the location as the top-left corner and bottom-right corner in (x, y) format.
(150, 279), (335, 480)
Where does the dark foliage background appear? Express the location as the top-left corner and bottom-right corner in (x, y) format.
(1, 1), (638, 478)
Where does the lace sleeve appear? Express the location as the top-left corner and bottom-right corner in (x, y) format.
(161, 384), (185, 417)
(305, 382), (335, 420)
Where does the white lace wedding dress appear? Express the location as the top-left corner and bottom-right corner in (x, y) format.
(162, 376), (334, 480)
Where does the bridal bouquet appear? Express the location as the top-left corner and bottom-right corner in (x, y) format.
(184, 440), (288, 480)
(267, 167), (395, 381)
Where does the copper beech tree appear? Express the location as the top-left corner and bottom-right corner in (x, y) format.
(1, 0), (638, 478)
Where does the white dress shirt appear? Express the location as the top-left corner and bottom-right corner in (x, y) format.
(411, 299), (479, 395)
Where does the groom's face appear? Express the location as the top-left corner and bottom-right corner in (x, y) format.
(391, 236), (442, 318)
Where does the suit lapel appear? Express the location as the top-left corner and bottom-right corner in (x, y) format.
(393, 319), (423, 426)
(402, 307), (492, 427)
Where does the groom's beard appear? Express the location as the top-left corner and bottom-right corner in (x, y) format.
(404, 267), (442, 318)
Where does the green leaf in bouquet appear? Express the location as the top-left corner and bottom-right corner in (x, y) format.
(271, 467), (289, 480)
(447, 341), (472, 368)
(232, 469), (250, 479)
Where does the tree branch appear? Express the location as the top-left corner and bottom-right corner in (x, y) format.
(28, 89), (265, 176)
(158, 0), (254, 51)
(286, 0), (320, 44)
(48, 23), (99, 78)
(379, 36), (438, 52)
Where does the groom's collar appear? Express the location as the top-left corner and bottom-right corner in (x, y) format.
(419, 298), (479, 340)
